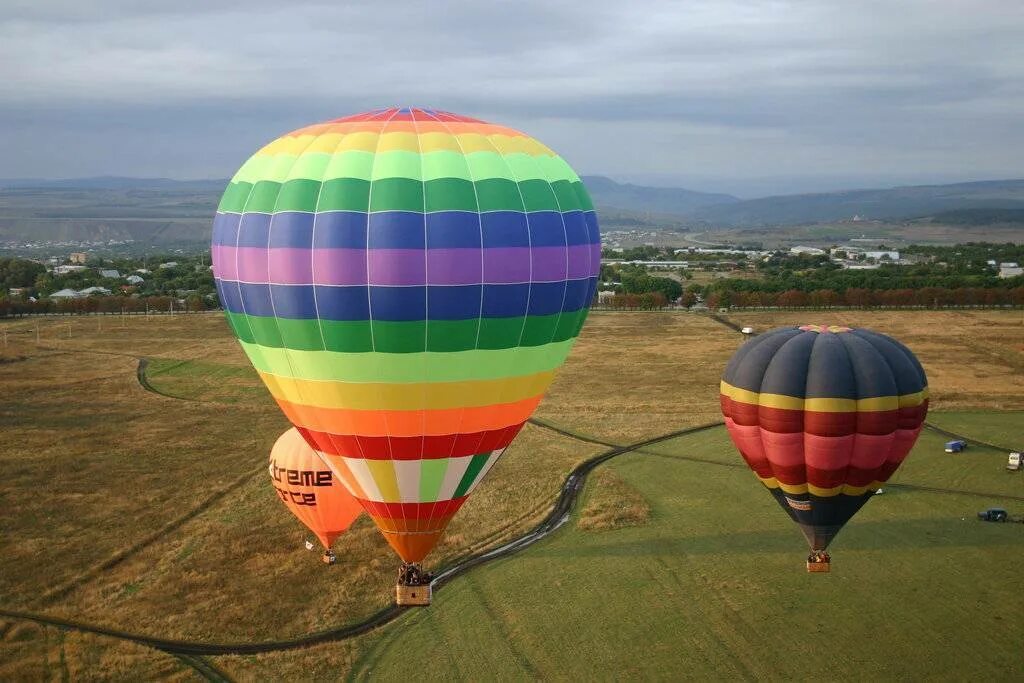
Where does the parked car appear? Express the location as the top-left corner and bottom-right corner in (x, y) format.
(978, 508), (1009, 522)
(1007, 451), (1022, 471)
(945, 440), (967, 453)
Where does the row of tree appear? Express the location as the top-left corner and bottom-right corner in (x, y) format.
(0, 294), (214, 317)
(600, 292), (671, 310)
(705, 286), (1024, 310)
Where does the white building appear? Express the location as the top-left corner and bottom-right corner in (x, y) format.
(999, 262), (1023, 278)
(79, 286), (111, 296)
(53, 265), (87, 275)
(158, 262), (178, 269)
(865, 250), (900, 261)
(50, 288), (82, 299)
(125, 274), (145, 285)
(790, 246), (826, 256)
(99, 269), (121, 278)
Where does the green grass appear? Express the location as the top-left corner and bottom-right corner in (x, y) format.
(4, 312), (1023, 679)
(354, 423), (1024, 680)
(144, 357), (265, 403)
(927, 411), (1024, 450)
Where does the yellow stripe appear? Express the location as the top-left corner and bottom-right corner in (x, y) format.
(254, 132), (554, 157)
(758, 476), (885, 497)
(720, 380), (928, 413)
(365, 459), (400, 502)
(257, 369), (556, 411)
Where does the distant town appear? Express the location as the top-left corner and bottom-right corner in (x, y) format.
(0, 237), (1021, 317)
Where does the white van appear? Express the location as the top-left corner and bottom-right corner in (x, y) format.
(1008, 452), (1022, 472)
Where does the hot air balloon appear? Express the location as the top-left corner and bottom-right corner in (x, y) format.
(212, 108), (600, 604)
(719, 324), (928, 572)
(269, 428), (363, 564)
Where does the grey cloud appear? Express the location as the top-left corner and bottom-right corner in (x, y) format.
(0, 0), (1022, 194)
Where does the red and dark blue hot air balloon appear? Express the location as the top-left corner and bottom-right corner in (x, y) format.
(720, 324), (928, 571)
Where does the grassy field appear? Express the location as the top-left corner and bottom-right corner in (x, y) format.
(354, 423), (1024, 680)
(926, 411), (1024, 450)
(725, 310), (1024, 413)
(1, 309), (1022, 679)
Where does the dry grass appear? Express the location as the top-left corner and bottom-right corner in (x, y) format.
(2, 308), (1022, 679)
(577, 469), (650, 531)
(724, 309), (1024, 411)
(537, 311), (740, 441)
(0, 313), (603, 678)
(0, 622), (194, 681)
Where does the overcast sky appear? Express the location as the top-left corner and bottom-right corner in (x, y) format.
(1, 0), (1022, 197)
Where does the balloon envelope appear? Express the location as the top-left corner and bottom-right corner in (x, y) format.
(215, 108), (600, 562)
(269, 428), (363, 549)
(720, 325), (928, 550)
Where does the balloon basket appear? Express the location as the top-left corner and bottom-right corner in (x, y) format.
(396, 583), (432, 606)
(806, 560), (831, 573)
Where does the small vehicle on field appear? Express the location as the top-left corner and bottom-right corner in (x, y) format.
(1007, 452), (1022, 472)
(978, 508), (1009, 522)
(945, 440), (967, 453)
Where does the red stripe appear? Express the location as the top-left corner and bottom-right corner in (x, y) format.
(297, 423), (525, 460)
(722, 395), (913, 437)
(358, 497), (468, 520)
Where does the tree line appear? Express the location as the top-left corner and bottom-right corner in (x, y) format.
(0, 294), (214, 317)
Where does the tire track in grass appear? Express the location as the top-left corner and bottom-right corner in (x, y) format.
(4, 359), (1018, 659)
(35, 465), (265, 605)
(173, 654), (233, 683)
(0, 423), (723, 655)
(922, 421), (1018, 454)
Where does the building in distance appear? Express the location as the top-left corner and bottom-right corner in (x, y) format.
(999, 262), (1023, 278)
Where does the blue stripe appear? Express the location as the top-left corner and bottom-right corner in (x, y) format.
(212, 210), (599, 249)
(584, 211), (600, 246)
(212, 213), (240, 245)
(215, 278), (597, 321)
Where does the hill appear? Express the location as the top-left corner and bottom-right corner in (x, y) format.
(4, 177), (1024, 250)
(693, 179), (1024, 226)
(580, 175), (739, 215)
(0, 176), (225, 192)
(0, 179), (225, 249)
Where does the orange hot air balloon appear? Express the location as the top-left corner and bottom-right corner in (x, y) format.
(269, 428), (363, 563)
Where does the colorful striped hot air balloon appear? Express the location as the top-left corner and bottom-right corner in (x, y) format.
(719, 324), (928, 570)
(212, 108), (600, 596)
(269, 428), (363, 564)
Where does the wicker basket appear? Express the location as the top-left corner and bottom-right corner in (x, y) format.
(396, 583), (432, 606)
(806, 561), (831, 573)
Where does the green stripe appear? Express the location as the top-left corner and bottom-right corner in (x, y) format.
(217, 178), (593, 213)
(239, 338), (577, 383)
(454, 452), (492, 498)
(225, 311), (587, 352)
(231, 150), (579, 185)
(419, 459), (449, 503)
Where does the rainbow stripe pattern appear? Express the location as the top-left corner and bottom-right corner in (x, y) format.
(212, 108), (600, 562)
(720, 325), (928, 550)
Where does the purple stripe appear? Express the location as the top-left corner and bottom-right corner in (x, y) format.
(211, 245), (599, 285)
